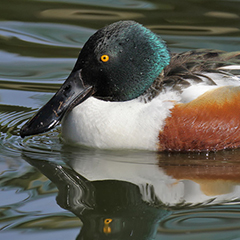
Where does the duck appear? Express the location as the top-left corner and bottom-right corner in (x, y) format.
(20, 20), (240, 152)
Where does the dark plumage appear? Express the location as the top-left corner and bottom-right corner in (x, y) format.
(143, 50), (240, 101)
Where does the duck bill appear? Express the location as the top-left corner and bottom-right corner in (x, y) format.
(20, 70), (95, 138)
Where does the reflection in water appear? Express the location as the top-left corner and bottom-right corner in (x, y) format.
(160, 159), (240, 197)
(22, 149), (240, 239)
(23, 152), (170, 240)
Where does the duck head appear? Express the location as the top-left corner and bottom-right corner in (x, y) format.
(20, 20), (170, 137)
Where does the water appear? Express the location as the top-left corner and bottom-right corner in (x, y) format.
(1, 0), (240, 239)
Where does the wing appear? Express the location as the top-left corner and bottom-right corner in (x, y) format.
(143, 49), (240, 102)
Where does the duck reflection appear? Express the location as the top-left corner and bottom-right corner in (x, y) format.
(22, 149), (240, 239)
(22, 151), (170, 240)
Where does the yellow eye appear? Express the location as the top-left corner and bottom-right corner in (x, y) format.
(101, 55), (110, 62)
(104, 218), (112, 224)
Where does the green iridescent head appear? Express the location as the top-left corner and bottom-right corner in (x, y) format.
(72, 20), (170, 101)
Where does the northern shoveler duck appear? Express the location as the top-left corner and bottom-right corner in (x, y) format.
(20, 21), (240, 152)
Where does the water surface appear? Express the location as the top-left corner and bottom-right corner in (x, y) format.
(1, 0), (240, 239)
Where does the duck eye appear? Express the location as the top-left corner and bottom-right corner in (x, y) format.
(100, 55), (110, 62)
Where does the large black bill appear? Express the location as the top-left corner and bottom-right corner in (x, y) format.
(20, 70), (95, 138)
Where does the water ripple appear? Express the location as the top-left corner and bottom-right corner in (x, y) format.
(160, 205), (240, 233)
(37, 0), (156, 9)
(0, 105), (63, 160)
(40, 8), (143, 21)
(0, 21), (94, 48)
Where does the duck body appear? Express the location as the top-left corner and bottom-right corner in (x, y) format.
(20, 21), (240, 152)
(62, 50), (240, 151)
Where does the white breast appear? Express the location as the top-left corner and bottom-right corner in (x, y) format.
(61, 92), (179, 150)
